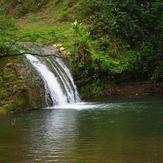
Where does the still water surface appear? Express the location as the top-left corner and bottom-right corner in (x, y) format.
(0, 97), (163, 163)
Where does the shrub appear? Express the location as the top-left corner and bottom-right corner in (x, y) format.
(0, 16), (20, 57)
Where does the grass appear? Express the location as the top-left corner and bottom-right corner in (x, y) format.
(17, 22), (71, 44)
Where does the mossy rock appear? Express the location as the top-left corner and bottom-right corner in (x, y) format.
(0, 55), (44, 115)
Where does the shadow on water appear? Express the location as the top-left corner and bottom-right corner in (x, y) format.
(0, 97), (163, 163)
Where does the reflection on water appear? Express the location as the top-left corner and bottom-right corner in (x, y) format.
(27, 110), (79, 162)
(0, 97), (163, 163)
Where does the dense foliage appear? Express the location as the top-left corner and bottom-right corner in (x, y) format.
(77, 0), (163, 81)
(0, 0), (162, 83)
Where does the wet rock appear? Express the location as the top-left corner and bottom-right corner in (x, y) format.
(62, 50), (67, 56)
(60, 47), (65, 51)
(0, 55), (44, 114)
(6, 63), (13, 67)
(56, 43), (62, 47)
(66, 52), (71, 56)
(52, 44), (57, 48)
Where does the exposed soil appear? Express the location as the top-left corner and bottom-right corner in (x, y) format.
(107, 82), (163, 98)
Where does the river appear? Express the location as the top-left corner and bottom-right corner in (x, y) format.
(0, 96), (163, 163)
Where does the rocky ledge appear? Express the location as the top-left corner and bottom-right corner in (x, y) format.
(0, 55), (44, 115)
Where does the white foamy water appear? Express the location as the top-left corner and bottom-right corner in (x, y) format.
(26, 54), (80, 106)
(47, 102), (115, 111)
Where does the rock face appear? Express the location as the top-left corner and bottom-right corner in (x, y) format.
(0, 42), (74, 115)
(0, 55), (44, 114)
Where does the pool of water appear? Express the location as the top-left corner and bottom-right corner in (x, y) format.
(0, 97), (163, 163)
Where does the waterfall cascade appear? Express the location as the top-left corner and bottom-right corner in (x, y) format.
(26, 54), (80, 107)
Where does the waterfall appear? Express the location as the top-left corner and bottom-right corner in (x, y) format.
(26, 54), (80, 106)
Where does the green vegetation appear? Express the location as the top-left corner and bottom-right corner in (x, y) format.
(0, 92), (29, 115)
(81, 0), (163, 82)
(0, 57), (28, 115)
(0, 16), (17, 56)
(0, 55), (44, 115)
(0, 0), (162, 102)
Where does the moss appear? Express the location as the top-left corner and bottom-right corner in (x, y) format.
(0, 55), (44, 115)
(0, 89), (10, 100)
(0, 92), (30, 115)
(0, 76), (4, 84)
(0, 107), (8, 115)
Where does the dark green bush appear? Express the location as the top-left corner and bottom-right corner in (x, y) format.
(79, 0), (163, 81)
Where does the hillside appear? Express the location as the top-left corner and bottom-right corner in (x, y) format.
(0, 0), (163, 99)
(0, 0), (80, 21)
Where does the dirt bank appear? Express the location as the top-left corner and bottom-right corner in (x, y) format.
(107, 82), (163, 98)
